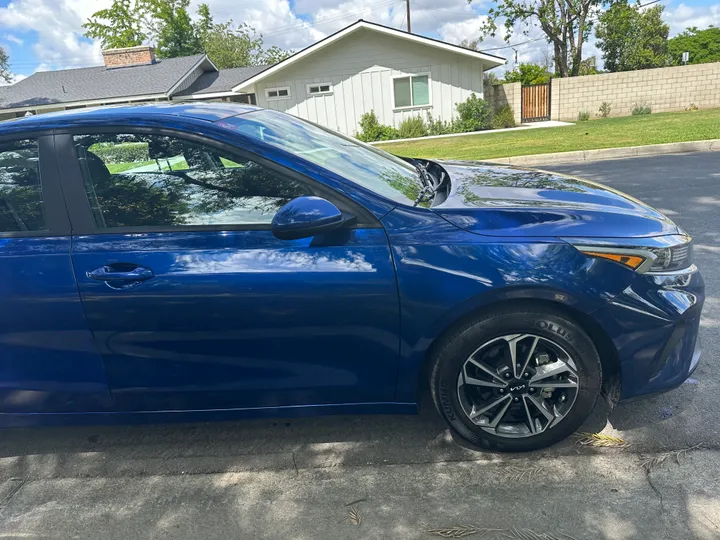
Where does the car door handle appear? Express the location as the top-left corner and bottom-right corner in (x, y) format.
(87, 265), (154, 282)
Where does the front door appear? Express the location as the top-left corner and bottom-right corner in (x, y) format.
(58, 130), (400, 412)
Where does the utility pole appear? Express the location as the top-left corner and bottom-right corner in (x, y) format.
(406, 0), (411, 33)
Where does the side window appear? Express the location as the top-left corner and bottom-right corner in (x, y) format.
(72, 133), (314, 229)
(0, 139), (45, 233)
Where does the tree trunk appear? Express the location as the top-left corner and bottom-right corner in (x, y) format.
(571, 15), (586, 76)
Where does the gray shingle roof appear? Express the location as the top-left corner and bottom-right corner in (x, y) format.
(0, 54), (206, 110)
(175, 65), (271, 96)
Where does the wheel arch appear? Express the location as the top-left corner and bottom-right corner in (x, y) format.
(419, 297), (621, 406)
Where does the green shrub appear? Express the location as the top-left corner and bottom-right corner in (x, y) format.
(455, 93), (492, 132)
(578, 110), (590, 121)
(398, 116), (427, 139)
(491, 105), (516, 129)
(90, 142), (149, 164)
(356, 111), (398, 142)
(631, 102), (652, 115)
(425, 112), (456, 136)
(598, 101), (612, 118)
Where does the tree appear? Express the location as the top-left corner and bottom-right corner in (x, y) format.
(596, 1), (669, 72)
(0, 46), (11, 84)
(151, 0), (202, 58)
(503, 62), (551, 84)
(195, 3), (213, 45)
(668, 26), (720, 65)
(82, 0), (150, 49)
(470, 0), (604, 77)
(84, 1), (290, 66)
(200, 19), (290, 68)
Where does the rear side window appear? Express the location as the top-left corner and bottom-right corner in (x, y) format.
(0, 139), (45, 233)
(72, 133), (313, 229)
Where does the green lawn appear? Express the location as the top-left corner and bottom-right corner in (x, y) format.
(377, 108), (720, 160)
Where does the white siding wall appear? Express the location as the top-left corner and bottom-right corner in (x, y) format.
(254, 29), (485, 136)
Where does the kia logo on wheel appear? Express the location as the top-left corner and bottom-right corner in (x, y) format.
(510, 385), (525, 392)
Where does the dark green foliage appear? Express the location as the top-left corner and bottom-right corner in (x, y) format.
(598, 102), (612, 118)
(596, 2), (670, 72)
(631, 102), (652, 115)
(668, 27), (720, 65)
(398, 116), (428, 139)
(491, 105), (516, 129)
(425, 112), (457, 136)
(356, 111), (399, 142)
(455, 93), (492, 132)
(578, 110), (590, 121)
(503, 63), (550, 85)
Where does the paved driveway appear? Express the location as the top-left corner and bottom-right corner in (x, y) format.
(0, 152), (718, 539)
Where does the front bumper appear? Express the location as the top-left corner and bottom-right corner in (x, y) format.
(592, 266), (705, 400)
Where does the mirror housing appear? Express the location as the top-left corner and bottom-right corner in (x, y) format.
(272, 196), (348, 240)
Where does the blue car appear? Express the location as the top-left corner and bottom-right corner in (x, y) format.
(0, 103), (703, 451)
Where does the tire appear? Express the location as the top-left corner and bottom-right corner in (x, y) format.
(430, 305), (602, 452)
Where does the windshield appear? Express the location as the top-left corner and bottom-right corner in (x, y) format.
(218, 109), (424, 206)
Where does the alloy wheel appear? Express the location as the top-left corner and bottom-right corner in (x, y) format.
(456, 334), (580, 438)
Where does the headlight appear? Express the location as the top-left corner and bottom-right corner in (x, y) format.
(572, 238), (693, 274)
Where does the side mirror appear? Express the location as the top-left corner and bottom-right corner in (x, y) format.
(272, 196), (348, 240)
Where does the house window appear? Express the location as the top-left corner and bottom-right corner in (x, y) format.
(307, 83), (332, 95)
(266, 87), (291, 100)
(393, 74), (430, 108)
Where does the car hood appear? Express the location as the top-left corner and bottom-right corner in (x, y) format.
(431, 161), (680, 238)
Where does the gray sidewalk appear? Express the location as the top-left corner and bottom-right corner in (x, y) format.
(0, 450), (717, 539)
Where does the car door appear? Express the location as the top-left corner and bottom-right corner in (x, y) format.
(56, 128), (400, 412)
(0, 133), (111, 414)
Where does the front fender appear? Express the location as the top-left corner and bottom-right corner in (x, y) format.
(382, 207), (636, 402)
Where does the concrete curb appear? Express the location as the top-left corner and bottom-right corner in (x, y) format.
(486, 139), (720, 166)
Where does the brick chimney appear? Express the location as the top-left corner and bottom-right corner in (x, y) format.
(102, 45), (156, 68)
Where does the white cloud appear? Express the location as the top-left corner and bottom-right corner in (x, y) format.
(4, 34), (23, 46)
(0, 0), (109, 71)
(663, 2), (720, 35)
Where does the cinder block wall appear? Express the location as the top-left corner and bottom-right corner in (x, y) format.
(551, 63), (720, 121)
(485, 82), (522, 124)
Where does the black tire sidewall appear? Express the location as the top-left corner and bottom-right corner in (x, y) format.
(432, 309), (602, 452)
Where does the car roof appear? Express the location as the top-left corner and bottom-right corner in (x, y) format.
(0, 102), (261, 134)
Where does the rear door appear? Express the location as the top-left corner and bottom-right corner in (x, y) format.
(0, 133), (111, 414)
(57, 127), (401, 412)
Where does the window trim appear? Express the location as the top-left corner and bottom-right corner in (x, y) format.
(306, 83), (333, 96)
(0, 133), (70, 239)
(54, 127), (380, 236)
(392, 72), (432, 110)
(265, 86), (291, 101)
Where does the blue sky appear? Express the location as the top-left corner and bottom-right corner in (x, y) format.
(1, 0), (719, 81)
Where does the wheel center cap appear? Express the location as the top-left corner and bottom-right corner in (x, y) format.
(507, 379), (528, 395)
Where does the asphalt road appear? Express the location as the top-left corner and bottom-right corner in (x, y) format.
(0, 151), (718, 539)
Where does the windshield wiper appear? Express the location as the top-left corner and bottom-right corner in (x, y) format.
(413, 162), (444, 206)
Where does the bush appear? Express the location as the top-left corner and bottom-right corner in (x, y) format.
(686, 103), (699, 111)
(455, 93), (492, 132)
(598, 101), (612, 118)
(398, 116), (428, 139)
(578, 110), (590, 121)
(491, 105), (516, 129)
(356, 111), (398, 142)
(90, 142), (149, 164)
(631, 102), (652, 115)
(425, 112), (457, 136)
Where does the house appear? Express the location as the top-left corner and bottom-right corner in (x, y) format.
(0, 47), (263, 121)
(0, 20), (505, 136)
(232, 21), (505, 135)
